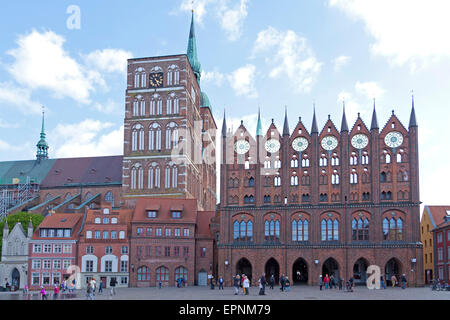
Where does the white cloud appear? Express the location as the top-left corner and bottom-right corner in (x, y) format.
(355, 81), (385, 100)
(227, 64), (258, 98)
(0, 82), (42, 114)
(329, 0), (450, 71)
(202, 69), (226, 86)
(7, 30), (103, 104)
(218, 0), (249, 41)
(337, 81), (385, 122)
(333, 55), (351, 72)
(178, 0), (214, 24)
(50, 119), (123, 158)
(82, 49), (133, 74)
(253, 26), (322, 93)
(92, 99), (122, 114)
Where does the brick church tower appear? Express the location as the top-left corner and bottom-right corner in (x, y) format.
(218, 100), (423, 287)
(121, 12), (217, 212)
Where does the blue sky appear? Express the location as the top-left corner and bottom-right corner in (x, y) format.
(0, 0), (449, 208)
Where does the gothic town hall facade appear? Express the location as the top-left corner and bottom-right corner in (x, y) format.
(0, 12), (424, 288)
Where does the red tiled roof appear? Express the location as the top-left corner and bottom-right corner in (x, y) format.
(40, 156), (122, 187)
(33, 213), (83, 240)
(133, 198), (198, 223)
(424, 206), (450, 228)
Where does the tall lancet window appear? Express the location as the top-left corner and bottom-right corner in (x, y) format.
(134, 67), (146, 88)
(149, 123), (162, 151)
(131, 163), (143, 190)
(167, 65), (180, 86)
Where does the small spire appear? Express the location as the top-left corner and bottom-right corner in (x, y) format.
(341, 101), (348, 132)
(283, 106), (289, 136)
(221, 109), (227, 137)
(370, 100), (379, 130)
(36, 107), (49, 161)
(187, 10), (201, 84)
(256, 108), (263, 136)
(311, 104), (318, 134)
(409, 92), (417, 127)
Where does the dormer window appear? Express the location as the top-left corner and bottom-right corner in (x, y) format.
(103, 208), (110, 215)
(147, 211), (157, 218)
(95, 218), (101, 224)
(172, 211), (182, 219)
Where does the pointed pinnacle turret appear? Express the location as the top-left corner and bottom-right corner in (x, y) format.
(409, 94), (418, 127)
(283, 106), (290, 136)
(311, 105), (318, 134)
(370, 99), (379, 130)
(341, 101), (348, 132)
(36, 108), (49, 161)
(256, 108), (263, 136)
(187, 11), (201, 84)
(222, 109), (227, 137)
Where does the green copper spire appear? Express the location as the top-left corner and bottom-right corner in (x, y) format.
(187, 11), (201, 84)
(36, 108), (49, 162)
(256, 108), (263, 136)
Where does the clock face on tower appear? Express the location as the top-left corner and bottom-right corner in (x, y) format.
(265, 139), (280, 153)
(234, 139), (250, 154)
(351, 134), (369, 150)
(384, 131), (403, 148)
(292, 137), (308, 152)
(321, 136), (338, 151)
(149, 72), (164, 88)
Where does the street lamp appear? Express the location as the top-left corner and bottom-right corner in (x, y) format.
(225, 260), (229, 268)
(314, 259), (319, 265)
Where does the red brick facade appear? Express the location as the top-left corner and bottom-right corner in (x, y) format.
(432, 217), (450, 283)
(218, 108), (424, 287)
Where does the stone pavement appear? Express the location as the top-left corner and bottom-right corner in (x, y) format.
(2, 285), (448, 300)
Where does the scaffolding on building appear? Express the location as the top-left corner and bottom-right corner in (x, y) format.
(0, 177), (40, 219)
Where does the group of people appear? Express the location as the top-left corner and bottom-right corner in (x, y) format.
(176, 277), (186, 288)
(319, 274), (346, 291)
(232, 274), (251, 295)
(209, 276), (224, 290)
(38, 279), (76, 300)
(86, 277), (117, 300)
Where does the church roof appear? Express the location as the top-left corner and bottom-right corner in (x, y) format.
(0, 155), (123, 187)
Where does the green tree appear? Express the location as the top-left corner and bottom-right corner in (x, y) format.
(0, 212), (44, 256)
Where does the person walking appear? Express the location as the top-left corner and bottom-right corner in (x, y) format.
(91, 278), (96, 296)
(401, 274), (407, 289)
(269, 274), (275, 290)
(330, 275), (335, 289)
(380, 275), (386, 289)
(63, 279), (68, 292)
(243, 276), (250, 295)
(40, 286), (48, 300)
(319, 275), (323, 290)
(285, 277), (291, 292)
(86, 282), (94, 300)
(24, 284), (29, 295)
(391, 275), (397, 288)
(338, 276), (343, 290)
(218, 276), (224, 290)
(98, 280), (103, 294)
(259, 273), (266, 295)
(110, 277), (117, 296)
(324, 274), (329, 290)
(279, 274), (285, 292)
(53, 284), (59, 300)
(233, 275), (240, 295)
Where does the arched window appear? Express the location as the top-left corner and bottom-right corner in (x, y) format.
(167, 65), (180, 86)
(350, 154), (358, 165)
(397, 153), (402, 163)
(134, 67), (146, 88)
(382, 216), (404, 241)
(290, 175), (298, 186)
(132, 124), (144, 151)
(380, 172), (386, 182)
(320, 156), (328, 167)
(150, 94), (163, 115)
(175, 266), (187, 281)
(291, 159), (298, 168)
(292, 218), (309, 242)
(274, 160), (281, 169)
(332, 173), (340, 185)
(264, 217), (280, 242)
(156, 266), (169, 282)
(233, 218), (253, 242)
(165, 122), (178, 150)
(350, 172), (358, 184)
(264, 160), (271, 169)
(361, 153), (369, 165)
(131, 163), (144, 190)
(149, 123), (162, 150)
(302, 157), (310, 167)
(331, 156), (339, 166)
(165, 166), (171, 189)
(137, 266), (150, 281)
(105, 191), (114, 205)
(385, 154), (391, 164)
(352, 216), (369, 241)
(172, 166), (178, 188)
(274, 176), (281, 187)
(321, 217), (339, 241)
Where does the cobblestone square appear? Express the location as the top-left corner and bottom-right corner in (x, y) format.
(1, 285), (449, 300)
